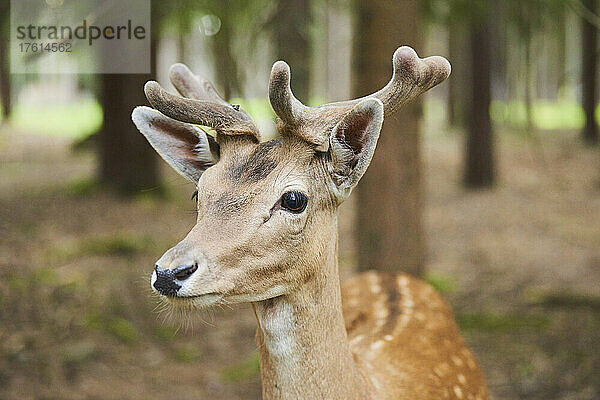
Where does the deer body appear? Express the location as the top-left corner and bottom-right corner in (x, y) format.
(254, 225), (487, 400)
(132, 46), (489, 399)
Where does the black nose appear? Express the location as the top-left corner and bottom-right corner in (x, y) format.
(153, 265), (181, 297)
(153, 264), (198, 297)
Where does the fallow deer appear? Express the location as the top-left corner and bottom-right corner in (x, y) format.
(132, 46), (489, 400)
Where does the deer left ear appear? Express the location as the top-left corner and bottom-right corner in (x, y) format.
(328, 98), (384, 200)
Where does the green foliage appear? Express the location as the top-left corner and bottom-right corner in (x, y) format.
(60, 341), (97, 364)
(10, 100), (102, 139)
(490, 100), (586, 130)
(82, 234), (154, 257)
(108, 318), (140, 344)
(221, 352), (260, 382)
(173, 344), (201, 363)
(230, 97), (276, 123)
(424, 0), (565, 27)
(84, 313), (140, 345)
(504, 0), (565, 38)
(31, 267), (59, 285)
(457, 312), (550, 332)
(423, 0), (491, 24)
(424, 271), (455, 294)
(48, 233), (155, 262)
(67, 178), (99, 196)
(7, 274), (27, 293)
(154, 325), (179, 341)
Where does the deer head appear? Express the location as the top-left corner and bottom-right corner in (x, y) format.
(132, 47), (450, 308)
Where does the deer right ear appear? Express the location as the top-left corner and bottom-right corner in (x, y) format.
(328, 98), (384, 200)
(132, 106), (219, 183)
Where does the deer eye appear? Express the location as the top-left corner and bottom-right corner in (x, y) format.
(280, 191), (308, 213)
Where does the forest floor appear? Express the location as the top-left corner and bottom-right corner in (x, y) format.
(0, 123), (599, 400)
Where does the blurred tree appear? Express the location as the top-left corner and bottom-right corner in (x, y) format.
(175, 6), (192, 63)
(273, 0), (310, 102)
(425, 0), (471, 128)
(424, 0), (496, 187)
(581, 0), (599, 145)
(353, 0), (425, 277)
(202, 0), (272, 99)
(446, 20), (468, 127)
(99, 73), (160, 194)
(0, 0), (10, 121)
(210, 1), (243, 99)
(464, 2), (495, 187)
(505, 0), (565, 131)
(98, 2), (161, 193)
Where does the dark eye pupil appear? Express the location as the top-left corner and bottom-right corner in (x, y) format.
(281, 191), (308, 213)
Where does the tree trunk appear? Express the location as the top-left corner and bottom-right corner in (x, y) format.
(524, 36), (534, 134)
(581, 0), (598, 145)
(0, 6), (10, 121)
(273, 0), (310, 102)
(447, 22), (457, 127)
(464, 18), (495, 188)
(0, 37), (10, 121)
(211, 2), (242, 100)
(354, 0), (425, 277)
(98, 39), (159, 193)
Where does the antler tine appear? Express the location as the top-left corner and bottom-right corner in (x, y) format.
(268, 46), (450, 151)
(169, 63), (230, 106)
(366, 46), (451, 115)
(144, 81), (260, 139)
(269, 61), (310, 128)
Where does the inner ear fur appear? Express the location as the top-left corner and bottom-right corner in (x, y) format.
(329, 98), (384, 198)
(132, 106), (219, 183)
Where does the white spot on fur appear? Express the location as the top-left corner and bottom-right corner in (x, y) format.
(370, 340), (385, 351)
(451, 355), (464, 367)
(374, 308), (388, 319)
(347, 298), (359, 307)
(349, 334), (365, 346)
(457, 373), (467, 384)
(384, 334), (393, 341)
(395, 275), (414, 332)
(467, 357), (477, 370)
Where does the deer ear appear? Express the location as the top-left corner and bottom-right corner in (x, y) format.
(328, 98), (384, 199)
(132, 106), (219, 183)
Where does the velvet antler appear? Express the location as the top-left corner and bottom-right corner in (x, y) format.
(269, 46), (451, 151)
(143, 64), (260, 140)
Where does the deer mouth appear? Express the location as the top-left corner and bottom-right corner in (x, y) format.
(168, 292), (224, 309)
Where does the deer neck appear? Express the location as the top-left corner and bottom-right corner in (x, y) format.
(253, 219), (372, 400)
